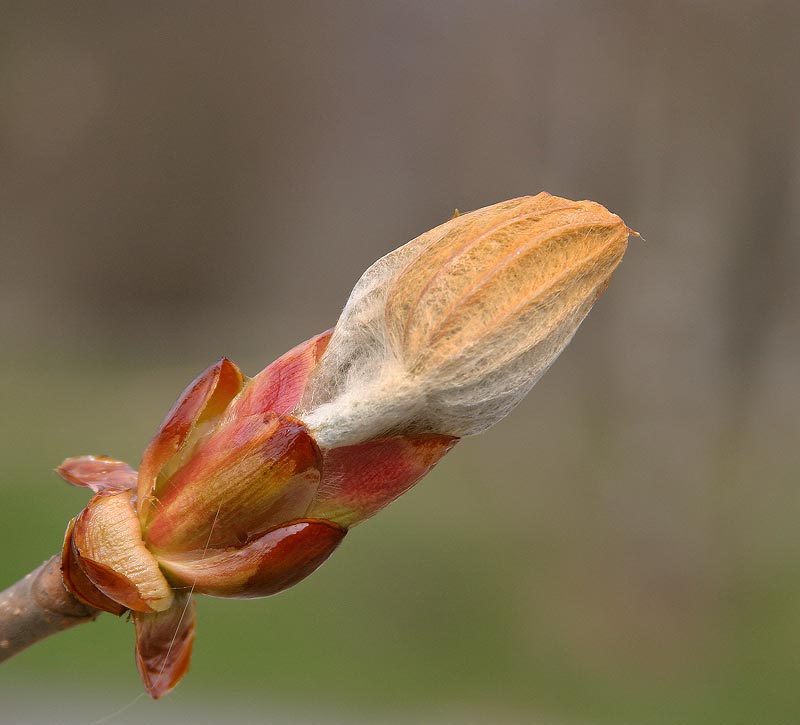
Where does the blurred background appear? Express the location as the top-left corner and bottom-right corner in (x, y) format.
(1, 2), (799, 723)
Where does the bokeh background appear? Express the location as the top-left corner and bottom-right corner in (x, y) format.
(2, 2), (799, 723)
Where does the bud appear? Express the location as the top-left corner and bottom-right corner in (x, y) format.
(299, 193), (630, 447)
(56, 192), (630, 698)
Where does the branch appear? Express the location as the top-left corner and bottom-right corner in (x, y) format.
(0, 555), (100, 663)
(0, 194), (632, 694)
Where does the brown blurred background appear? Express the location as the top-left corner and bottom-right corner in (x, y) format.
(1, 2), (799, 723)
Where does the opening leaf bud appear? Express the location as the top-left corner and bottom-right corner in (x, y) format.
(299, 193), (630, 448)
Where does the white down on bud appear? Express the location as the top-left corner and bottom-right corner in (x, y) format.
(298, 193), (630, 449)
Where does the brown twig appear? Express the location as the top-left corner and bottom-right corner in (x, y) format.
(0, 555), (100, 663)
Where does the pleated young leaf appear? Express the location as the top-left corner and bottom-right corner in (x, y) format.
(300, 193), (630, 447)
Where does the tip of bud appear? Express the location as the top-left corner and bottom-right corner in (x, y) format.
(626, 226), (645, 242)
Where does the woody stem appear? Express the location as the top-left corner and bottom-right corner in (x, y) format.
(0, 555), (100, 663)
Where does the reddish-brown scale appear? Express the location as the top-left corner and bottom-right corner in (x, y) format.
(134, 593), (195, 699)
(145, 415), (322, 552)
(61, 518), (127, 616)
(309, 434), (458, 527)
(226, 330), (332, 420)
(56, 455), (137, 493)
(72, 491), (174, 612)
(158, 519), (346, 598)
(137, 358), (244, 521)
(74, 557), (153, 613)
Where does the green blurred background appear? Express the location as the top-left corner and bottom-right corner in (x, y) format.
(2, 2), (799, 723)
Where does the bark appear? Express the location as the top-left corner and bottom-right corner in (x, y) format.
(0, 555), (100, 663)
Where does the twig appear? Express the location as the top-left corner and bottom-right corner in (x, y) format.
(0, 555), (100, 663)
